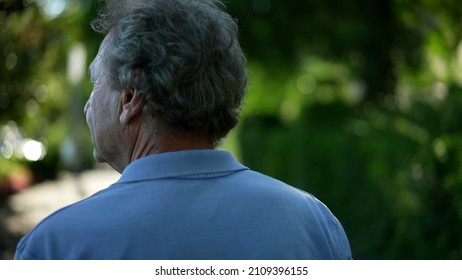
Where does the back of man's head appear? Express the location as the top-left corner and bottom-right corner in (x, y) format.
(91, 0), (248, 145)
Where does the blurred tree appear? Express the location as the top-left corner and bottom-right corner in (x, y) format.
(232, 0), (462, 259)
(229, 0), (462, 103)
(0, 0), (99, 190)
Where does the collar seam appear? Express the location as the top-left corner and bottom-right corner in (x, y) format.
(117, 168), (248, 184)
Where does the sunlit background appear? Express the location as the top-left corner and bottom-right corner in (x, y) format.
(1, 0), (462, 259)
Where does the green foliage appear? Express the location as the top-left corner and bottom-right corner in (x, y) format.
(239, 92), (462, 259)
(1, 0), (99, 183)
(234, 0), (462, 259)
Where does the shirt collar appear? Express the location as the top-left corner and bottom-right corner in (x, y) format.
(117, 149), (248, 183)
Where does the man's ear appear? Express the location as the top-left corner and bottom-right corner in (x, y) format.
(119, 88), (144, 125)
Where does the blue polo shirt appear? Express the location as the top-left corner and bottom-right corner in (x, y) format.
(15, 150), (351, 259)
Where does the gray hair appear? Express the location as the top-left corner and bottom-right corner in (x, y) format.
(91, 0), (247, 143)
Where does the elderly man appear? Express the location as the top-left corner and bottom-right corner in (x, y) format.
(15, 0), (351, 259)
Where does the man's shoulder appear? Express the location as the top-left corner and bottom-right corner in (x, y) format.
(20, 195), (94, 237)
(14, 203), (80, 259)
(235, 169), (318, 202)
(14, 188), (119, 259)
(223, 169), (336, 221)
